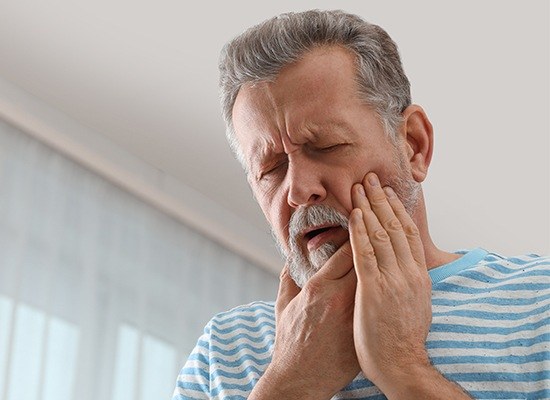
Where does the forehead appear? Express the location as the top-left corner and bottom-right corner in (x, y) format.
(231, 46), (362, 163)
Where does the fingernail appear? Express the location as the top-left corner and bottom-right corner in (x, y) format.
(357, 184), (366, 196)
(384, 186), (395, 198)
(368, 173), (379, 186)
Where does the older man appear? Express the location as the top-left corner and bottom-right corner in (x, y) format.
(173, 10), (549, 400)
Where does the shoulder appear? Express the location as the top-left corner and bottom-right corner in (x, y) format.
(433, 250), (550, 296)
(205, 300), (276, 349)
(173, 301), (276, 399)
(208, 300), (276, 333)
(479, 252), (550, 276)
(210, 300), (276, 324)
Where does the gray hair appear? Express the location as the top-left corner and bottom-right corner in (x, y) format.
(219, 9), (411, 166)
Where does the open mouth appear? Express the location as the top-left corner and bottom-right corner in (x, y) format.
(304, 226), (333, 241)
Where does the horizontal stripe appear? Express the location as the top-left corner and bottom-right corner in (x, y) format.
(215, 311), (276, 328)
(448, 273), (550, 291)
(428, 324), (549, 343)
(467, 388), (549, 400)
(210, 331), (275, 346)
(444, 371), (549, 382)
(208, 326), (275, 342)
(172, 391), (207, 400)
(463, 269), (550, 285)
(434, 281), (548, 295)
(429, 345), (550, 361)
(179, 367), (210, 381)
(427, 332), (549, 350)
(210, 381), (258, 397)
(431, 312), (548, 329)
(196, 340), (272, 359)
(209, 321), (275, 335)
(432, 288), (550, 303)
(432, 303), (549, 321)
(431, 351), (549, 365)
(436, 360), (550, 375)
(175, 381), (209, 393)
(482, 260), (550, 275)
(432, 293), (550, 308)
(431, 317), (550, 335)
(470, 389), (550, 400)
(206, 352), (272, 368)
(198, 338), (273, 357)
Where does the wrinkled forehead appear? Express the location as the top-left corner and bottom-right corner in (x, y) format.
(231, 82), (279, 165)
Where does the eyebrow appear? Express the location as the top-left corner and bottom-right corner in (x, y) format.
(249, 119), (353, 171)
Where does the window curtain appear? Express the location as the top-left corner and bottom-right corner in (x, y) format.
(0, 118), (279, 400)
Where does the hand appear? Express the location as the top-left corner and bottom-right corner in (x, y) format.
(250, 243), (361, 400)
(349, 172), (432, 393)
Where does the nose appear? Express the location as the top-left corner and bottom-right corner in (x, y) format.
(286, 159), (327, 208)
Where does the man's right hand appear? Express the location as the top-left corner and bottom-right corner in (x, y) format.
(249, 242), (361, 400)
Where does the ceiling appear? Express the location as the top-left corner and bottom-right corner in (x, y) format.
(0, 0), (548, 270)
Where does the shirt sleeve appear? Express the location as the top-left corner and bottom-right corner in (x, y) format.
(172, 321), (212, 400)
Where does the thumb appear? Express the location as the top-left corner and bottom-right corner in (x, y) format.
(275, 264), (300, 318)
(315, 241), (354, 282)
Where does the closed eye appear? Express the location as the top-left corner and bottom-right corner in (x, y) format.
(319, 144), (341, 152)
(259, 160), (288, 180)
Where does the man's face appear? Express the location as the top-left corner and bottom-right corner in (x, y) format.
(232, 46), (420, 287)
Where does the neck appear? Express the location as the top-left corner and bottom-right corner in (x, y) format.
(410, 190), (461, 270)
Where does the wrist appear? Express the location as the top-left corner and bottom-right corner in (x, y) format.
(249, 366), (333, 400)
(376, 362), (471, 400)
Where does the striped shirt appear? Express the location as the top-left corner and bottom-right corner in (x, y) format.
(173, 248), (550, 399)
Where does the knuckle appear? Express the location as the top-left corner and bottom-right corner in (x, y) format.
(370, 191), (387, 204)
(403, 222), (419, 237)
(357, 245), (375, 259)
(373, 228), (390, 242)
(386, 217), (402, 231)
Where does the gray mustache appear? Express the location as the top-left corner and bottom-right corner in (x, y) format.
(288, 204), (349, 244)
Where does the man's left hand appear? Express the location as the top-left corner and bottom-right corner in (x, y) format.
(349, 172), (471, 399)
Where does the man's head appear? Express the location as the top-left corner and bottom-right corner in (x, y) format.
(219, 10), (432, 287)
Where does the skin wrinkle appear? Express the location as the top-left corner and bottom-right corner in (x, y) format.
(272, 139), (421, 288)
(233, 46), (459, 288)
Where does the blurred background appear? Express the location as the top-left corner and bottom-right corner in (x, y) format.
(0, 1), (548, 399)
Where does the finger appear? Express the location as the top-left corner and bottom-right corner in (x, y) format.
(349, 208), (378, 283)
(362, 174), (416, 269)
(352, 181), (398, 270)
(383, 186), (426, 268)
(314, 240), (354, 282)
(275, 264), (300, 318)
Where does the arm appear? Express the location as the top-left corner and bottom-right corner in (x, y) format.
(349, 173), (472, 399)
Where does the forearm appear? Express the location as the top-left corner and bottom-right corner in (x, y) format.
(377, 363), (473, 400)
(248, 366), (335, 400)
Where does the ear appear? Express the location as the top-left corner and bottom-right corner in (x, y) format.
(399, 105), (434, 183)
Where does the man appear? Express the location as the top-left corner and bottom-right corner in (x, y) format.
(173, 10), (549, 399)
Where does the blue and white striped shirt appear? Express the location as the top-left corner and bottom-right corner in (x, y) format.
(173, 249), (550, 399)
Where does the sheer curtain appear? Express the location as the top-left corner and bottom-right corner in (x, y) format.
(0, 118), (279, 400)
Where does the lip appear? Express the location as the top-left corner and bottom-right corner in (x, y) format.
(303, 225), (342, 252)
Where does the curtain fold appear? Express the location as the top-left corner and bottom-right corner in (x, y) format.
(0, 118), (279, 400)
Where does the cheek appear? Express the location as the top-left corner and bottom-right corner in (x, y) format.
(256, 187), (291, 245)
(338, 159), (396, 209)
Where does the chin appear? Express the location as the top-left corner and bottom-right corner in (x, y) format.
(288, 241), (340, 288)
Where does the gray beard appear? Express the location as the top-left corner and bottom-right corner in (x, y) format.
(273, 150), (421, 288)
